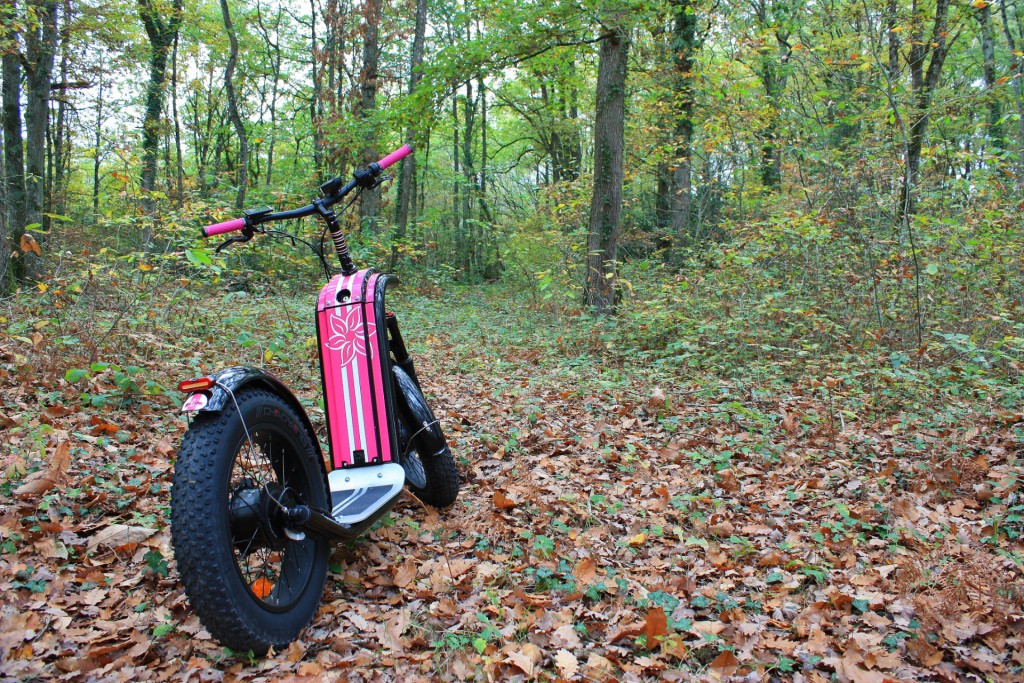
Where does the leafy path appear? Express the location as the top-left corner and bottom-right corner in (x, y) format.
(1, 290), (1022, 681)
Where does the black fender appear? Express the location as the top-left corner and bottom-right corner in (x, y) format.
(184, 365), (324, 462)
(392, 365), (448, 458)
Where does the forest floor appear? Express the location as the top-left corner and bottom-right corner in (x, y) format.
(0, 283), (1022, 682)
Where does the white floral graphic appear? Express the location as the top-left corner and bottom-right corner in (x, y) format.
(324, 306), (375, 366)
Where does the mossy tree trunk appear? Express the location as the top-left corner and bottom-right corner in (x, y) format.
(585, 26), (629, 315)
(667, 0), (700, 261)
(138, 0), (183, 248)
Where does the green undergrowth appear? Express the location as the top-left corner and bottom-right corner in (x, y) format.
(3, 245), (1020, 458)
(396, 280), (1022, 425)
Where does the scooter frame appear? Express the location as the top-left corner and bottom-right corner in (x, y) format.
(177, 144), (444, 542)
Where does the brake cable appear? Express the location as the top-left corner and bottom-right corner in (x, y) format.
(255, 186), (365, 282)
(261, 228), (334, 281)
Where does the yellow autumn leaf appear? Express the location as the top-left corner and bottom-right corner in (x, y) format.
(628, 532), (647, 547)
(138, 263), (153, 271)
(37, 283), (48, 292)
(973, 0), (989, 7)
(264, 348), (274, 362)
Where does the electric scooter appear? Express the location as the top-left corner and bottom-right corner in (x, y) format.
(170, 145), (458, 654)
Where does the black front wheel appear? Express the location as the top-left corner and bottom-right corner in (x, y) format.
(393, 366), (460, 508)
(171, 388), (330, 655)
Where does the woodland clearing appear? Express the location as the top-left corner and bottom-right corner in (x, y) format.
(1, 283), (1021, 682)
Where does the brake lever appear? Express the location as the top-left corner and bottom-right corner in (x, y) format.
(370, 174), (393, 191)
(215, 231), (254, 253)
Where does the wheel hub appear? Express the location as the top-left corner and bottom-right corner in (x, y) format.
(229, 482), (297, 553)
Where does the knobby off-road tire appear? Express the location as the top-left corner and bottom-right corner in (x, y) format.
(393, 366), (459, 508)
(171, 389), (330, 655)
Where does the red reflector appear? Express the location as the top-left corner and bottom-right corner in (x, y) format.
(178, 377), (214, 393)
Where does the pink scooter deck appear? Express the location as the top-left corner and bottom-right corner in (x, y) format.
(316, 271), (394, 469)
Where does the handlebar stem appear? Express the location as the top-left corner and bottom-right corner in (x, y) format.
(314, 201), (358, 276)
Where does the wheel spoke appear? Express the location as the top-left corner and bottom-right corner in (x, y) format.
(237, 526), (259, 559)
(174, 390), (328, 651)
(279, 551), (296, 602)
(223, 415), (320, 611)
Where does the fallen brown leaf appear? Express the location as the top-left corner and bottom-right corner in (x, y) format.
(554, 649), (578, 678)
(643, 606), (668, 643)
(505, 643), (542, 677)
(86, 524), (157, 551)
(906, 636), (943, 667)
(708, 649), (739, 679)
(14, 441), (71, 499)
(573, 556), (597, 584)
(493, 490), (517, 510)
(393, 557), (417, 588)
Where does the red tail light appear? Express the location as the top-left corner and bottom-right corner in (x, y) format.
(178, 377), (214, 392)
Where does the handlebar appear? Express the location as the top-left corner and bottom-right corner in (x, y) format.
(375, 144), (412, 171)
(199, 144), (412, 239)
(201, 218), (247, 238)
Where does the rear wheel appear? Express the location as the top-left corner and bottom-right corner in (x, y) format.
(171, 388), (329, 655)
(393, 366), (459, 508)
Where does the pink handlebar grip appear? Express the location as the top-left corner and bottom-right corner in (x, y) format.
(202, 217), (246, 238)
(375, 145), (413, 170)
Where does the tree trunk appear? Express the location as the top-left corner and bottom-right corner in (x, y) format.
(394, 0), (427, 242)
(668, 0), (698, 259)
(172, 31), (184, 206)
(219, 0), (247, 209)
(194, 64), (216, 196)
(977, 3), (1004, 152)
(23, 0), (57, 276)
(585, 28), (629, 315)
(0, 118), (6, 292)
(138, 0), (183, 248)
(655, 160), (671, 255)
(887, 0), (899, 86)
(452, 91), (460, 252)
(756, 32), (790, 192)
(3, 6), (27, 284)
(899, 0), (952, 218)
(51, 16), (70, 219)
(357, 0), (382, 230)
(326, 0), (336, 123)
(93, 68), (102, 215)
(478, 72), (491, 222)
(266, 45), (279, 187)
(999, 0), (1024, 177)
(567, 62), (582, 180)
(255, 5), (283, 187)
(309, 0), (323, 172)
(462, 78), (474, 268)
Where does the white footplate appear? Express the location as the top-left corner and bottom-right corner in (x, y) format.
(327, 463), (405, 525)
